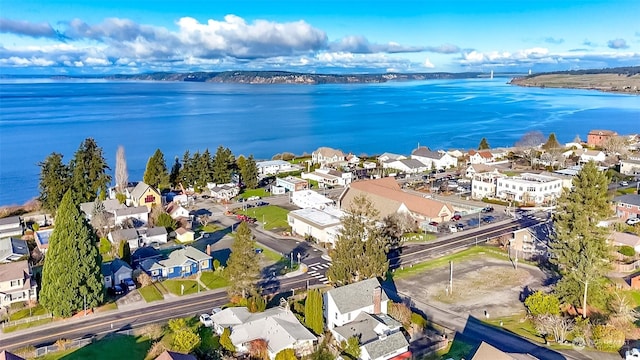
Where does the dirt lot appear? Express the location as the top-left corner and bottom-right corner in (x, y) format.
(394, 256), (549, 319)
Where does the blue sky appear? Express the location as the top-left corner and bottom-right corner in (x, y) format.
(1, 0), (638, 74)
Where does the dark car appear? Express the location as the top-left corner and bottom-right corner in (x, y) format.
(451, 214), (462, 221)
(122, 278), (136, 291)
(254, 248), (264, 254)
(482, 206), (494, 213)
(256, 201), (269, 207)
(428, 221), (439, 227)
(456, 223), (465, 230)
(109, 284), (125, 296)
(482, 215), (495, 223)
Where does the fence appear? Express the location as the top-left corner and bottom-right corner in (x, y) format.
(1, 313), (52, 329)
(614, 259), (640, 273)
(16, 328), (137, 358)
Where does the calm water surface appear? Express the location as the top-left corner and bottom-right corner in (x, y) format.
(1, 78), (639, 205)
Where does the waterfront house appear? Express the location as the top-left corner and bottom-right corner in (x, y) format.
(0, 260), (37, 307)
(312, 147), (346, 166)
(0, 238), (29, 263)
(578, 149), (606, 164)
(139, 246), (211, 279)
(130, 182), (162, 209)
(79, 199), (125, 222)
(468, 150), (495, 165)
(210, 306), (316, 359)
(0, 216), (23, 239)
(208, 183), (240, 201)
(302, 168), (352, 187)
(102, 258), (133, 289)
(382, 158), (429, 174)
(275, 176), (309, 192)
(256, 159), (294, 176)
(411, 146), (458, 169)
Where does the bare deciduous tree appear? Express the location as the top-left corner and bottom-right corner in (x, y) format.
(115, 145), (128, 193)
(601, 136), (628, 157)
(515, 131), (545, 167)
(534, 314), (574, 343)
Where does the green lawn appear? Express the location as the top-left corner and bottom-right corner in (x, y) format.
(95, 302), (118, 313)
(403, 232), (437, 242)
(9, 304), (49, 321)
(617, 188), (638, 195)
(483, 313), (544, 344)
(163, 279), (201, 296)
(237, 205), (290, 230)
(200, 224), (221, 232)
(425, 337), (475, 360)
(200, 272), (229, 289)
(257, 245), (284, 262)
(139, 285), (164, 302)
(35, 334), (151, 360)
(239, 188), (270, 199)
(2, 318), (53, 333)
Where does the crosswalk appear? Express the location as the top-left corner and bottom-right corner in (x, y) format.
(306, 262), (331, 284)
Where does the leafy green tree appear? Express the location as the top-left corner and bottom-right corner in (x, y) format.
(143, 148), (170, 190)
(40, 191), (104, 317)
(156, 212), (178, 231)
(168, 318), (188, 332)
(524, 291), (560, 316)
(213, 146), (234, 183)
(327, 195), (388, 286)
(220, 327), (236, 352)
(38, 152), (71, 213)
(305, 289), (323, 334)
(478, 137), (490, 150)
(117, 240), (131, 264)
(542, 133), (561, 150)
(343, 336), (361, 359)
(240, 155), (259, 189)
(550, 161), (612, 318)
(275, 348), (297, 360)
(592, 324), (624, 351)
(69, 138), (111, 204)
(172, 328), (200, 353)
(169, 156), (182, 188)
(225, 221), (260, 299)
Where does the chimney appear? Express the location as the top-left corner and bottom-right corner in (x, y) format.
(373, 286), (382, 314)
(206, 244), (211, 256)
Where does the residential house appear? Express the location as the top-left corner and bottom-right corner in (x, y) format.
(140, 227), (168, 246)
(0, 350), (26, 360)
(382, 159), (429, 174)
(324, 278), (390, 329)
(291, 190), (334, 210)
(288, 207), (344, 247)
(0, 238), (29, 263)
(256, 160), (294, 176)
(495, 173), (563, 205)
(208, 183), (240, 201)
(611, 232), (640, 253)
(510, 222), (553, 259)
(275, 176), (309, 192)
(210, 306), (316, 359)
(332, 312), (410, 360)
(175, 228), (195, 243)
(79, 199), (125, 221)
(312, 147), (345, 166)
(465, 164), (500, 179)
(130, 182), (162, 209)
(363, 161), (378, 170)
(109, 228), (141, 250)
(346, 153), (361, 165)
(377, 153), (407, 164)
(447, 149), (464, 159)
(0, 216), (23, 239)
(34, 229), (53, 254)
(131, 246), (163, 268)
(470, 341), (537, 360)
(578, 149), (606, 164)
(613, 194), (640, 221)
(471, 171), (506, 200)
(166, 202), (191, 221)
(468, 150), (495, 165)
(411, 147), (458, 169)
(339, 177), (454, 223)
(140, 246), (211, 279)
(620, 158), (640, 176)
(0, 260), (37, 307)
(114, 206), (149, 227)
(302, 168), (352, 187)
(155, 350), (196, 360)
(587, 129), (618, 147)
(102, 258), (133, 288)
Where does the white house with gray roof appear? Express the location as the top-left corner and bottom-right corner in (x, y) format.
(108, 228), (141, 250)
(411, 146), (458, 170)
(211, 306), (316, 359)
(113, 206), (149, 227)
(0, 216), (23, 239)
(324, 277), (390, 329)
(333, 312), (409, 360)
(256, 160), (295, 176)
(382, 158), (429, 174)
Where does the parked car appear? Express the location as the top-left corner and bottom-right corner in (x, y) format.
(199, 313), (214, 327)
(620, 181), (629, 186)
(256, 201), (269, 207)
(482, 215), (495, 223)
(451, 214), (462, 221)
(237, 197), (245, 203)
(254, 248), (264, 254)
(456, 223), (465, 230)
(429, 221), (439, 227)
(212, 307), (223, 314)
(109, 284), (125, 296)
(247, 196), (261, 201)
(482, 206), (495, 213)
(627, 218), (640, 225)
(122, 278), (136, 291)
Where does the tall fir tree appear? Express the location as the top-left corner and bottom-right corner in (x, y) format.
(143, 148), (169, 190)
(478, 137), (490, 150)
(213, 146), (234, 183)
(169, 156), (182, 188)
(327, 195), (389, 286)
(179, 150), (195, 188)
(542, 133), (561, 150)
(304, 288), (324, 334)
(241, 155), (259, 189)
(38, 152), (70, 213)
(69, 138), (111, 204)
(40, 191), (104, 317)
(225, 221), (260, 299)
(236, 155), (247, 185)
(550, 161), (612, 318)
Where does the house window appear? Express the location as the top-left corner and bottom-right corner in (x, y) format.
(145, 194), (155, 203)
(168, 268), (174, 274)
(335, 312), (337, 319)
(10, 280), (21, 287)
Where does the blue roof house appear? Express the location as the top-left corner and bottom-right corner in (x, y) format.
(140, 246), (211, 280)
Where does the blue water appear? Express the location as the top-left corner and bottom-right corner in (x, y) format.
(1, 78), (639, 205)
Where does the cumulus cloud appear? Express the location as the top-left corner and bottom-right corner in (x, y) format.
(424, 44), (460, 54)
(328, 35), (426, 53)
(582, 39), (596, 47)
(544, 37), (564, 44)
(0, 18), (64, 39)
(607, 38), (629, 49)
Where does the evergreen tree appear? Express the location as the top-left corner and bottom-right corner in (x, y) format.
(550, 161), (611, 318)
(38, 152), (70, 213)
(195, 150), (212, 191)
(327, 195), (389, 286)
(69, 138), (111, 204)
(179, 150), (195, 188)
(305, 289), (324, 334)
(241, 155), (259, 189)
(169, 156), (181, 188)
(118, 240), (131, 264)
(542, 133), (561, 150)
(478, 137), (490, 150)
(236, 155), (247, 185)
(40, 191), (104, 317)
(275, 349), (297, 360)
(143, 148), (169, 190)
(225, 221), (260, 299)
(213, 146), (234, 183)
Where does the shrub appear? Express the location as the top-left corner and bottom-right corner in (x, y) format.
(524, 291), (560, 316)
(137, 272), (153, 287)
(99, 237), (111, 255)
(136, 323), (164, 340)
(168, 318), (188, 333)
(618, 245), (635, 257)
(213, 259), (221, 270)
(275, 348), (297, 360)
(116, 192), (127, 204)
(411, 312), (427, 331)
(220, 327), (236, 352)
(172, 328), (201, 353)
(387, 302), (411, 327)
(55, 338), (72, 351)
(592, 324), (624, 351)
(146, 341), (167, 359)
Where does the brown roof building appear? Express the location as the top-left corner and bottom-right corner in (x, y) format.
(339, 177), (454, 222)
(587, 129), (618, 148)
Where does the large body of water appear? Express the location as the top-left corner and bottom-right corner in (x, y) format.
(1, 78), (639, 205)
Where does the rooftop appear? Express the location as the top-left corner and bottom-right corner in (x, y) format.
(289, 208), (343, 228)
(326, 277), (389, 314)
(614, 194), (640, 207)
(0, 216), (21, 227)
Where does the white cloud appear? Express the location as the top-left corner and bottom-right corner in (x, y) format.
(607, 38), (629, 49)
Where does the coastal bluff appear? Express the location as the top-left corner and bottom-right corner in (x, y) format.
(510, 66), (640, 94)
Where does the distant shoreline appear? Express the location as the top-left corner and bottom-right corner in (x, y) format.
(510, 73), (640, 95)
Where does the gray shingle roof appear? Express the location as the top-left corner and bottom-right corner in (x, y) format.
(398, 159), (428, 169)
(0, 216), (20, 227)
(110, 228), (139, 242)
(145, 227), (167, 237)
(327, 278), (388, 314)
(114, 206), (149, 217)
(362, 331), (409, 360)
(614, 194), (640, 207)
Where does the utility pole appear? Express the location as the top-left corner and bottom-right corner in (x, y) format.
(84, 294), (87, 316)
(449, 261), (453, 294)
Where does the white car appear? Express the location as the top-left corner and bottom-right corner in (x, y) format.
(247, 196), (261, 201)
(620, 181), (629, 186)
(212, 307), (222, 314)
(199, 313), (213, 327)
(627, 218), (640, 226)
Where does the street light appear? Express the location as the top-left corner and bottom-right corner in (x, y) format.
(297, 253), (301, 266)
